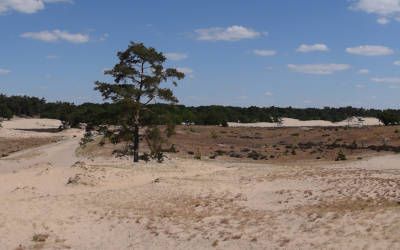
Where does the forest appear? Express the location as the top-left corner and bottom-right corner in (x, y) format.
(0, 94), (399, 126)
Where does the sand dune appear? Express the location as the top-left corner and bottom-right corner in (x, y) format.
(228, 117), (382, 127)
(0, 118), (399, 249)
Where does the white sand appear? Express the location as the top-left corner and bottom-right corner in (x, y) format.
(0, 118), (399, 249)
(0, 118), (64, 138)
(228, 117), (382, 128)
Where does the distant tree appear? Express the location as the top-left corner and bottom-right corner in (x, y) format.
(0, 103), (13, 120)
(377, 111), (400, 126)
(95, 42), (184, 162)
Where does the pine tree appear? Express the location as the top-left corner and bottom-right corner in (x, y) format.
(95, 42), (184, 162)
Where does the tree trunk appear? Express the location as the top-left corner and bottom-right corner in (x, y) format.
(133, 122), (139, 162)
(133, 108), (140, 163)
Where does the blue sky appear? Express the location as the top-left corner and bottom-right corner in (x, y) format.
(0, 0), (400, 108)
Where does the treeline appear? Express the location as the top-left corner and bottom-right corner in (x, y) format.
(1, 94), (400, 126)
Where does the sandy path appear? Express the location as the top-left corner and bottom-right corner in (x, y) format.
(0, 135), (81, 174)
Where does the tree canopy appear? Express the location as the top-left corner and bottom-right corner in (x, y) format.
(94, 42), (185, 162)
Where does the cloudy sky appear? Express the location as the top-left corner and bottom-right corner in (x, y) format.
(0, 0), (400, 108)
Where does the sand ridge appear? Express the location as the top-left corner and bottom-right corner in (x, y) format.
(228, 117), (382, 127)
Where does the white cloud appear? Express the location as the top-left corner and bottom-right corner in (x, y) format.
(253, 49), (276, 56)
(0, 0), (72, 14)
(288, 64), (350, 75)
(99, 33), (109, 42)
(394, 61), (400, 66)
(377, 17), (390, 24)
(0, 68), (10, 75)
(195, 25), (262, 41)
(350, 0), (400, 24)
(358, 69), (370, 74)
(351, 0), (400, 16)
(296, 43), (329, 53)
(264, 91), (273, 96)
(21, 30), (89, 43)
(165, 52), (188, 61)
(177, 67), (194, 78)
(46, 55), (58, 59)
(355, 84), (365, 88)
(346, 45), (394, 56)
(371, 77), (400, 84)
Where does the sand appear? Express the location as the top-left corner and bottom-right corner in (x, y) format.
(0, 118), (63, 138)
(0, 118), (399, 249)
(228, 117), (382, 127)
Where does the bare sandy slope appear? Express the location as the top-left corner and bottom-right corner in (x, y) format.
(0, 119), (399, 249)
(0, 118), (63, 138)
(228, 117), (381, 127)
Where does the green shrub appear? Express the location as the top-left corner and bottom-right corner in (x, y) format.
(335, 150), (347, 161)
(80, 131), (94, 147)
(194, 148), (201, 160)
(145, 126), (165, 162)
(210, 130), (218, 139)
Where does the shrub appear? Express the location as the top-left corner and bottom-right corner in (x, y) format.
(32, 233), (49, 242)
(80, 131), (94, 147)
(166, 122), (176, 138)
(164, 144), (178, 153)
(335, 150), (347, 161)
(210, 130), (218, 139)
(194, 148), (201, 160)
(145, 126), (165, 162)
(139, 153), (150, 162)
(377, 111), (400, 126)
(247, 150), (263, 160)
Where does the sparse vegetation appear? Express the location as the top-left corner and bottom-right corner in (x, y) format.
(80, 131), (94, 147)
(145, 126), (166, 163)
(194, 148), (202, 160)
(335, 150), (347, 161)
(32, 233), (49, 242)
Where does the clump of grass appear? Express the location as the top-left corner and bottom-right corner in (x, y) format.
(210, 130), (218, 139)
(194, 148), (202, 160)
(80, 131), (94, 147)
(32, 233), (49, 242)
(335, 150), (347, 161)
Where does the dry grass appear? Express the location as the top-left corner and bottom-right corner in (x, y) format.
(0, 137), (62, 158)
(80, 125), (400, 164)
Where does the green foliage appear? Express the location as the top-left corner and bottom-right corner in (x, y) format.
(194, 148), (202, 160)
(210, 130), (218, 139)
(80, 131), (94, 147)
(0, 103), (12, 120)
(377, 111), (400, 126)
(335, 150), (347, 161)
(166, 121), (176, 138)
(3, 94), (400, 129)
(94, 42), (184, 162)
(145, 126), (166, 162)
